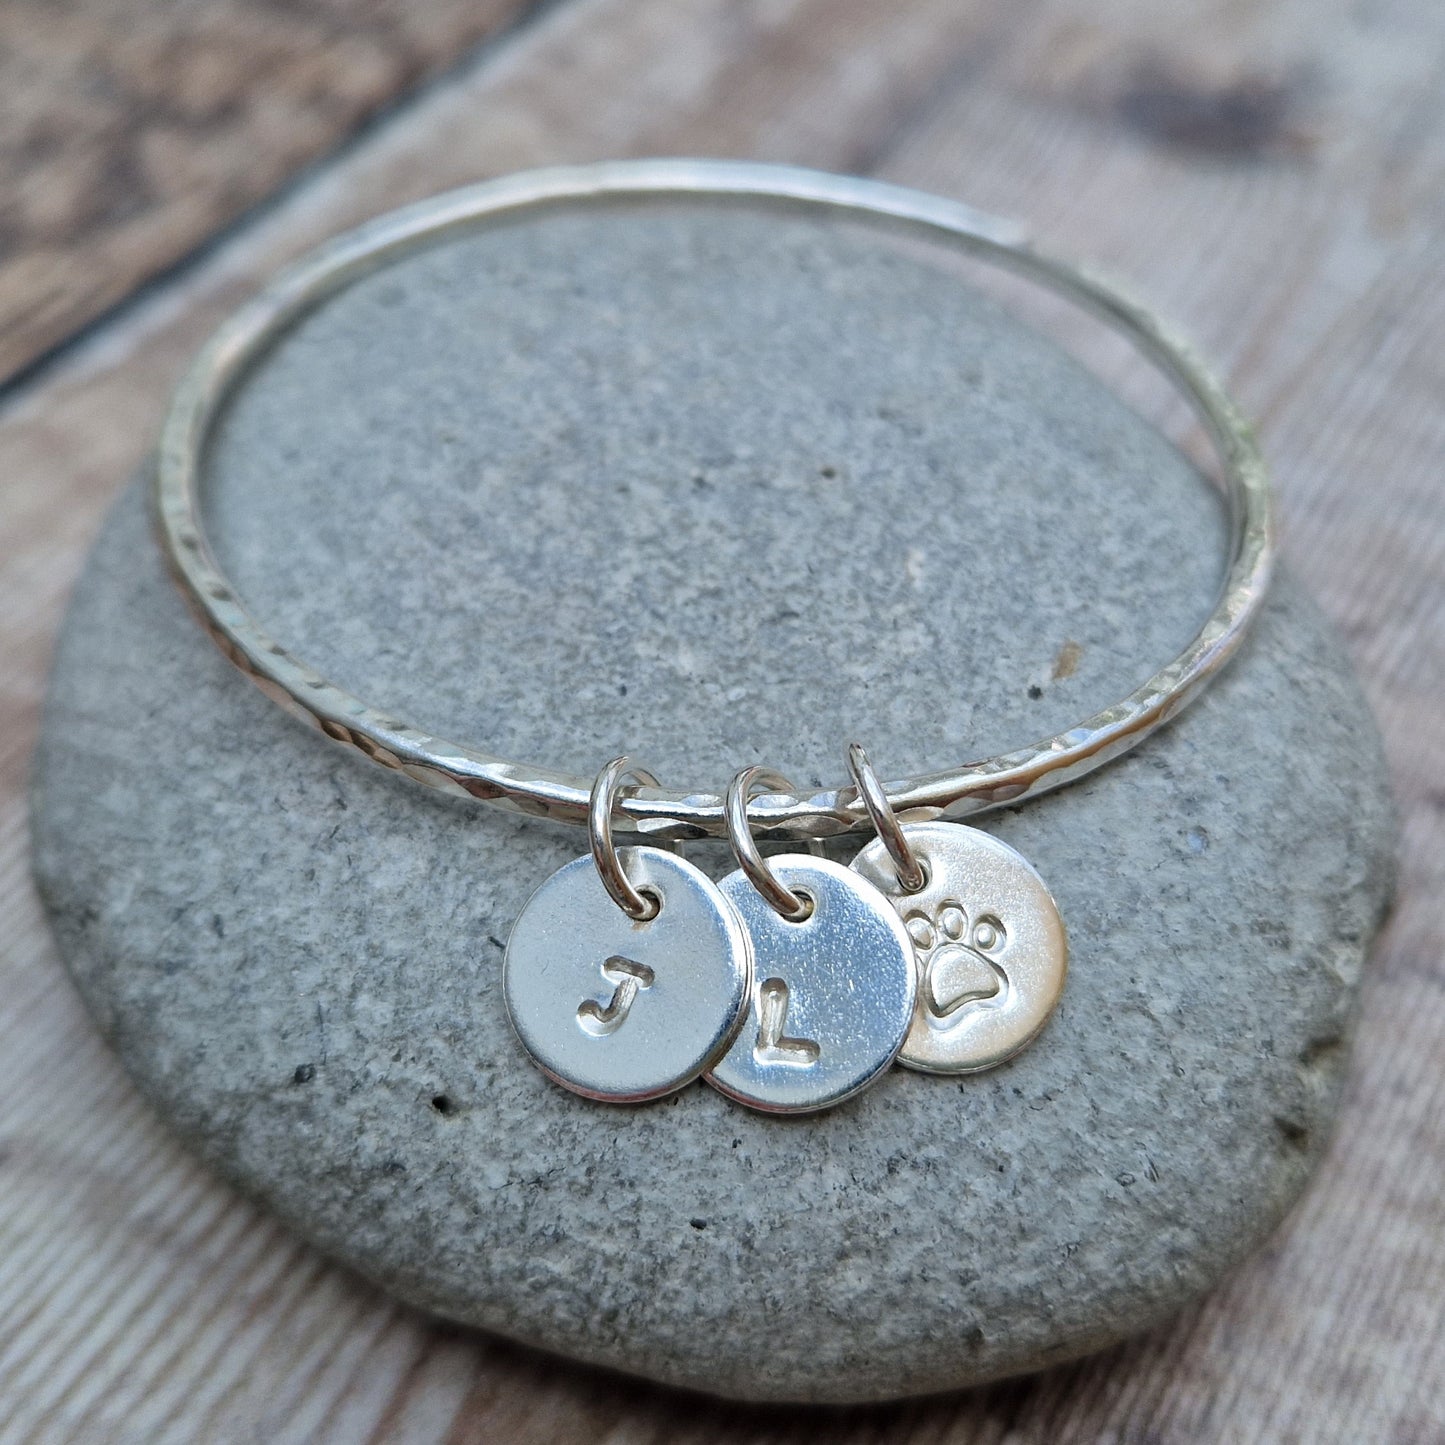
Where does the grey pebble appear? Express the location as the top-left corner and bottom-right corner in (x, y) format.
(31, 201), (1395, 1402)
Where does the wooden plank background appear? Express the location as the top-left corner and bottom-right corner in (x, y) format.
(1, 0), (1442, 1440)
(0, 0), (537, 386)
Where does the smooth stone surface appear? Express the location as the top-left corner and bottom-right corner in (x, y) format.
(32, 202), (1395, 1403)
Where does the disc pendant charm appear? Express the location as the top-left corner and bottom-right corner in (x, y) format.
(504, 848), (752, 1102)
(705, 857), (916, 1114)
(851, 821), (1067, 1074)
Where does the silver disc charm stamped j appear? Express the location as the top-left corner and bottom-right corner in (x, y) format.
(505, 847), (751, 1102)
(504, 761), (752, 1103)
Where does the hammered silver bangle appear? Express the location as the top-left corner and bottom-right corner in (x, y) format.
(153, 157), (1273, 844)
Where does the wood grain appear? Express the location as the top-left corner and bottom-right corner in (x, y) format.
(0, 0), (538, 387)
(2, 0), (1443, 1440)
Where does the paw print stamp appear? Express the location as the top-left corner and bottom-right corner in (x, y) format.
(904, 902), (1009, 1020)
(851, 821), (1068, 1074)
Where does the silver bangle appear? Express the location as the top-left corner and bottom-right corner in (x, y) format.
(153, 157), (1273, 843)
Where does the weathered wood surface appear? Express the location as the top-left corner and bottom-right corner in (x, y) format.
(0, 0), (536, 386)
(1, 0), (1443, 1440)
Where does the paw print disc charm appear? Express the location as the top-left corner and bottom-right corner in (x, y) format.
(705, 857), (917, 1114)
(504, 848), (752, 1103)
(851, 822), (1067, 1074)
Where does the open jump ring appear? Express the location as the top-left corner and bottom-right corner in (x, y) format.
(154, 158), (1272, 841)
(589, 757), (661, 920)
(846, 743), (926, 893)
(725, 767), (812, 922)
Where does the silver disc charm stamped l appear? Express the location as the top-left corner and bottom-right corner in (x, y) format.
(504, 847), (752, 1102)
(705, 856), (917, 1114)
(852, 821), (1067, 1074)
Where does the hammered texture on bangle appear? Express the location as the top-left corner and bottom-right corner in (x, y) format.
(152, 158), (1273, 841)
